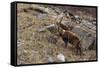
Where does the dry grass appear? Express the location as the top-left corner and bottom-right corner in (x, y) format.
(17, 3), (97, 65)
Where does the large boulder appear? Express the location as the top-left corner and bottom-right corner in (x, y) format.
(72, 25), (96, 50)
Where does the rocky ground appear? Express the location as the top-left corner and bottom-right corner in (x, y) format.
(17, 3), (97, 65)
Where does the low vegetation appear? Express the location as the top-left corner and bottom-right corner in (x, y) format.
(17, 3), (97, 65)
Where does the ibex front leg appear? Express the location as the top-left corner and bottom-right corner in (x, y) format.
(62, 38), (68, 47)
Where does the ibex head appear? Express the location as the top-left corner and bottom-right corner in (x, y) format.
(55, 10), (74, 36)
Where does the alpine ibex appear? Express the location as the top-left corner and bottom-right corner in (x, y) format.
(56, 12), (83, 55)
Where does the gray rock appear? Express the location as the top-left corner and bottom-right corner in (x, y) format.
(37, 14), (48, 20)
(72, 26), (96, 50)
(48, 57), (54, 62)
(88, 37), (96, 50)
(57, 53), (65, 62)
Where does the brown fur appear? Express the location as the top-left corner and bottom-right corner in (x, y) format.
(59, 29), (82, 55)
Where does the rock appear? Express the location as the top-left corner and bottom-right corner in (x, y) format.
(48, 57), (54, 62)
(92, 21), (96, 25)
(91, 26), (96, 31)
(72, 26), (88, 37)
(88, 37), (96, 50)
(81, 20), (95, 29)
(57, 53), (65, 62)
(23, 50), (27, 53)
(37, 14), (47, 20)
(72, 26), (96, 50)
(17, 39), (25, 47)
(46, 54), (66, 63)
(37, 24), (56, 32)
(74, 15), (79, 19)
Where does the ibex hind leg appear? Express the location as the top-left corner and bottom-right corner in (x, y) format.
(74, 48), (81, 56)
(75, 43), (82, 56)
(76, 46), (85, 56)
(75, 47), (79, 55)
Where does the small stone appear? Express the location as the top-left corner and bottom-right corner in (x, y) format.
(74, 15), (79, 19)
(57, 53), (65, 62)
(48, 57), (54, 62)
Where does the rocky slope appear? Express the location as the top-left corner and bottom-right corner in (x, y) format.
(17, 3), (97, 65)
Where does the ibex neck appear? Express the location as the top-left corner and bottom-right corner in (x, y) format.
(59, 29), (66, 37)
